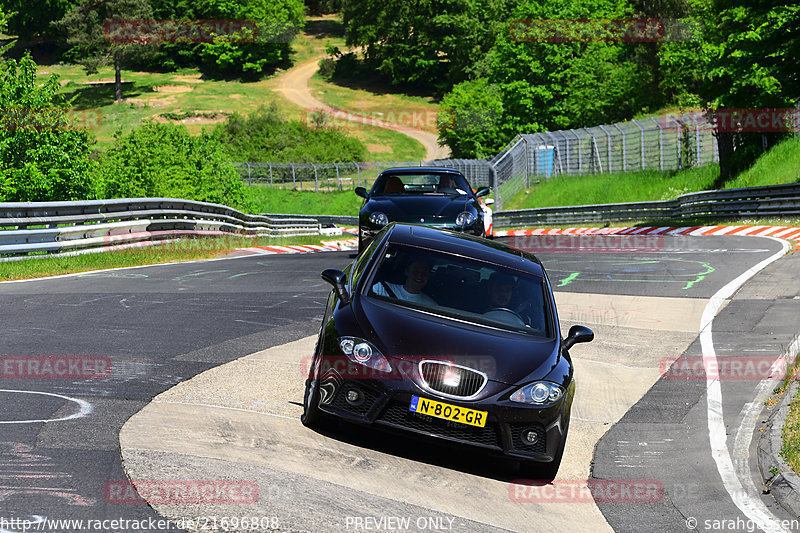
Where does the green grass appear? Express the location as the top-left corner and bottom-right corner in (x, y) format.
(245, 186), (362, 215)
(504, 135), (800, 211)
(0, 234), (351, 281)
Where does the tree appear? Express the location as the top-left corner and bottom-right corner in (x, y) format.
(341, 0), (512, 89)
(0, 0), (78, 41)
(700, 0), (799, 182)
(437, 78), (507, 158)
(55, 0), (153, 102)
(0, 55), (96, 201)
(148, 0), (304, 78)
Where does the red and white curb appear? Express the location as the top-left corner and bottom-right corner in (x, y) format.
(238, 238), (358, 256)
(496, 225), (800, 252)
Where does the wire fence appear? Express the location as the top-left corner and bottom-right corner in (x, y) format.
(233, 111), (726, 209)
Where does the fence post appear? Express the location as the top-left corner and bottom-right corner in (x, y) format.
(650, 117), (664, 171)
(598, 125), (612, 173)
(613, 124), (626, 171)
(632, 120), (646, 170)
(246, 162), (252, 186)
(490, 164), (500, 210)
(268, 163), (273, 187)
(311, 163), (318, 192)
(357, 163), (361, 187)
(522, 136), (530, 187)
(335, 162), (340, 189)
(292, 163), (296, 190)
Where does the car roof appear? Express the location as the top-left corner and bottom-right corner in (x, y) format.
(378, 167), (464, 176)
(381, 223), (545, 276)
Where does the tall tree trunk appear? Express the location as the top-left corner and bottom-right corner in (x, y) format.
(114, 56), (122, 102)
(713, 131), (735, 188)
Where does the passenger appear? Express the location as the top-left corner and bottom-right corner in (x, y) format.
(373, 258), (438, 306)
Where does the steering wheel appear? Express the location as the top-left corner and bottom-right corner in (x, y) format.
(486, 307), (526, 326)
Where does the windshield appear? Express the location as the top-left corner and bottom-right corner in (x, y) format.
(372, 173), (470, 196)
(366, 244), (550, 336)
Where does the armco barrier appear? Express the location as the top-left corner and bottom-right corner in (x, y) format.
(495, 182), (800, 227)
(0, 198), (321, 259)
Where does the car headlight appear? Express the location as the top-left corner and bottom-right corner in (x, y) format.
(510, 381), (564, 405)
(338, 337), (391, 373)
(369, 212), (389, 227)
(456, 211), (476, 228)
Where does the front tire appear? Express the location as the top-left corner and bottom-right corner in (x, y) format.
(301, 378), (323, 428)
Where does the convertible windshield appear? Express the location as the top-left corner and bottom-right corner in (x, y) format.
(367, 244), (550, 335)
(372, 173), (470, 196)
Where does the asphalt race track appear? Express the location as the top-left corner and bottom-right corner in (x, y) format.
(1, 234), (798, 532)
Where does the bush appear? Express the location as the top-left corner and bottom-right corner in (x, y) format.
(213, 104), (368, 162)
(0, 55), (96, 201)
(95, 122), (247, 210)
(437, 78), (508, 159)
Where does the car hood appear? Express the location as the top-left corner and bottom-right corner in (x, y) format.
(356, 297), (561, 386)
(365, 195), (474, 222)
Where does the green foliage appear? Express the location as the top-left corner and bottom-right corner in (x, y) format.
(213, 104), (368, 162)
(437, 78), (507, 158)
(0, 0), (77, 40)
(341, 0), (512, 89)
(244, 186), (361, 215)
(94, 122), (247, 209)
(147, 0), (305, 78)
(55, 0), (154, 101)
(0, 55), (96, 201)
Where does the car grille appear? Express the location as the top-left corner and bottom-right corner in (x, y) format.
(418, 361), (487, 399)
(377, 400), (502, 449)
(509, 423), (547, 454)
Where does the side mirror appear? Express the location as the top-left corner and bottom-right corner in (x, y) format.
(562, 325), (594, 351)
(485, 198), (495, 205)
(321, 269), (350, 305)
(355, 187), (369, 199)
(475, 187), (490, 198)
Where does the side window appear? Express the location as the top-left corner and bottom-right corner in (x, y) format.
(351, 236), (382, 291)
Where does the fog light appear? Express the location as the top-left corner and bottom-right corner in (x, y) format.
(522, 429), (538, 445)
(345, 388), (364, 406)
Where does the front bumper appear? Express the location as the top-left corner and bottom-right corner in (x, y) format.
(316, 373), (570, 463)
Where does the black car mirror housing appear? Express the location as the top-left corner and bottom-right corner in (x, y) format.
(475, 187), (490, 198)
(355, 187), (369, 199)
(321, 268), (351, 305)
(562, 325), (594, 351)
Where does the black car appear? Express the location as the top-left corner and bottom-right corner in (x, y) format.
(303, 223), (594, 479)
(355, 167), (490, 253)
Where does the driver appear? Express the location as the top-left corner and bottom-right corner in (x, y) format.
(485, 272), (515, 310)
(373, 258), (438, 306)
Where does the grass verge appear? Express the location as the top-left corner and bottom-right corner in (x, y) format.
(0, 234), (352, 282)
(779, 347), (800, 473)
(245, 186), (362, 215)
(504, 136), (800, 211)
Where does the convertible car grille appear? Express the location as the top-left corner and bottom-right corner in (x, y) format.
(377, 400), (502, 450)
(418, 361), (487, 399)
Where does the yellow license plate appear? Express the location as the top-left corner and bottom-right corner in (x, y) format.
(409, 396), (487, 428)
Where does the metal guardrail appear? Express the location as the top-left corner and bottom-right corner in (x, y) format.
(0, 198), (321, 259)
(494, 183), (800, 227)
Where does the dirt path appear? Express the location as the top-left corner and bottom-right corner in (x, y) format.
(274, 56), (451, 161)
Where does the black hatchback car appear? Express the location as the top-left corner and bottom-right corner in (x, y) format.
(303, 223), (594, 478)
(355, 167), (490, 253)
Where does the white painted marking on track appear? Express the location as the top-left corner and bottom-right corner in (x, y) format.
(701, 236), (791, 533)
(0, 390), (93, 424)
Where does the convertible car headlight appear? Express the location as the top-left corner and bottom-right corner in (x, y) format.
(369, 212), (389, 227)
(456, 211), (476, 228)
(510, 381), (564, 405)
(338, 337), (391, 373)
